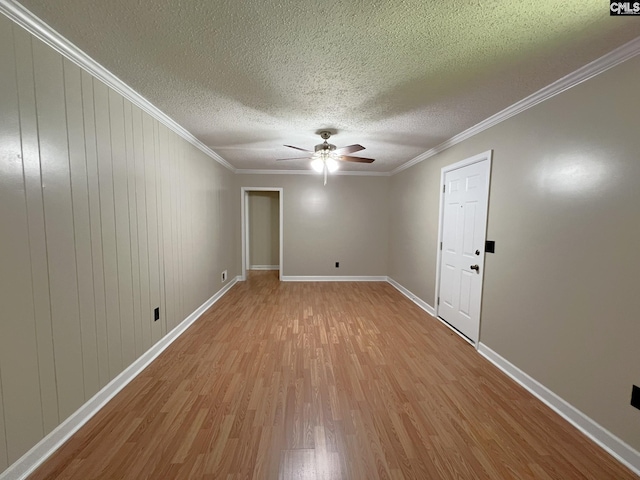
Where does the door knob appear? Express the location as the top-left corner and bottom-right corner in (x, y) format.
(470, 264), (480, 272)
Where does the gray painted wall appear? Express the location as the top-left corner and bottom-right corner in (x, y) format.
(388, 55), (640, 451)
(237, 175), (389, 277)
(0, 16), (237, 468)
(248, 191), (279, 268)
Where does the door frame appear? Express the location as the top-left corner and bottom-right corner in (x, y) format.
(434, 150), (492, 346)
(241, 187), (284, 281)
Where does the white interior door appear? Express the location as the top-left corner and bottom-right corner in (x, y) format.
(437, 156), (491, 342)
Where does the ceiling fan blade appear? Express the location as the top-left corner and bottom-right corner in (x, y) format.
(338, 155), (375, 164)
(276, 156), (312, 161)
(333, 144), (365, 155)
(284, 145), (313, 153)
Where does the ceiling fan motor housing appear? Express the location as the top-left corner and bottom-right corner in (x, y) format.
(315, 142), (336, 152)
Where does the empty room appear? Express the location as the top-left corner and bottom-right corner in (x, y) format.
(0, 1), (639, 479)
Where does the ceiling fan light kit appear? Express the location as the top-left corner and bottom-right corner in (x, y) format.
(277, 131), (374, 185)
(310, 156), (339, 173)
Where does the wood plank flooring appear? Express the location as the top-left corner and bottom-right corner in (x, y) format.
(29, 271), (637, 479)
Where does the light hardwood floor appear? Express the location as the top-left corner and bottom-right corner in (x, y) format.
(29, 271), (637, 479)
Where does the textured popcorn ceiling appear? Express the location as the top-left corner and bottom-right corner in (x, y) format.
(17, 0), (640, 172)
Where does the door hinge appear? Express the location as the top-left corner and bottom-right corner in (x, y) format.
(442, 184), (445, 193)
(437, 297), (440, 305)
(440, 241), (443, 250)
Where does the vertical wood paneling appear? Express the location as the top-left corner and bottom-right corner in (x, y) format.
(93, 80), (123, 379)
(0, 19), (44, 461)
(123, 101), (143, 358)
(0, 14), (238, 475)
(109, 90), (135, 367)
(164, 142), (174, 325)
(13, 27), (60, 433)
(80, 70), (109, 388)
(183, 148), (194, 312)
(167, 132), (178, 329)
(32, 39), (85, 421)
(212, 166), (222, 284)
(194, 154), (202, 303)
(178, 146), (187, 316)
(156, 124), (167, 336)
(63, 58), (100, 401)
(184, 145), (192, 316)
(205, 158), (213, 298)
(182, 149), (191, 311)
(132, 105), (151, 353)
(159, 125), (174, 331)
(175, 141), (185, 322)
(178, 138), (185, 324)
(143, 115), (161, 344)
(203, 158), (212, 295)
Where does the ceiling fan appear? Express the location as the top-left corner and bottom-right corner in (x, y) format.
(277, 131), (374, 185)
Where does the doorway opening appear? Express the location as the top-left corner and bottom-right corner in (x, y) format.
(241, 187), (283, 281)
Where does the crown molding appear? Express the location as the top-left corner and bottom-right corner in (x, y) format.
(236, 168), (391, 176)
(0, 0), (236, 173)
(2, 1), (638, 178)
(392, 36), (640, 175)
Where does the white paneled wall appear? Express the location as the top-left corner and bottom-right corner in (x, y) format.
(0, 15), (237, 470)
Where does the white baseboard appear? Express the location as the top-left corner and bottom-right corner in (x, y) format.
(387, 277), (475, 345)
(249, 265), (279, 271)
(0, 276), (240, 480)
(6, 275), (637, 479)
(386, 278), (640, 474)
(478, 343), (640, 477)
(281, 275), (387, 282)
(386, 277), (435, 316)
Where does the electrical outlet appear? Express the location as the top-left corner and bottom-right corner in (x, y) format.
(335, 262), (339, 268)
(154, 307), (159, 322)
(631, 385), (640, 411)
(221, 270), (227, 282)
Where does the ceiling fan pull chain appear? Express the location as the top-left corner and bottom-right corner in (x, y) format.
(324, 163), (328, 186)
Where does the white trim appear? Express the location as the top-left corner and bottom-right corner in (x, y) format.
(391, 36), (640, 175)
(282, 276), (387, 282)
(478, 343), (640, 476)
(235, 169), (390, 176)
(386, 277), (473, 346)
(438, 150), (493, 174)
(386, 277), (435, 316)
(241, 188), (283, 281)
(434, 151), (492, 345)
(244, 195), (250, 274)
(249, 265), (279, 270)
(0, 276), (240, 480)
(0, 0), (235, 173)
(3, 0), (638, 180)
